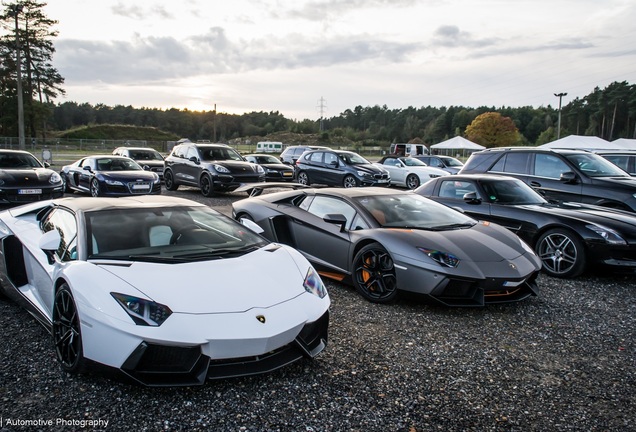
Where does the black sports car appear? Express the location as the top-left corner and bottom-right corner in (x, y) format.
(417, 174), (636, 278)
(61, 155), (161, 197)
(0, 149), (64, 205)
(244, 153), (295, 182)
(232, 185), (541, 307)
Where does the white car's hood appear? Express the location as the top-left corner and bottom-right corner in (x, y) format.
(98, 245), (308, 314)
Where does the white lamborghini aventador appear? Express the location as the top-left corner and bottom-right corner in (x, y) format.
(0, 195), (329, 386)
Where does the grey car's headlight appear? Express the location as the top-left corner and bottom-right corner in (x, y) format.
(49, 172), (62, 184)
(417, 247), (460, 268)
(518, 237), (536, 255)
(586, 224), (626, 245)
(303, 267), (327, 298)
(213, 164), (230, 174)
(111, 293), (172, 326)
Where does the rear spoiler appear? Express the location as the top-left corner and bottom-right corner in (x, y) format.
(235, 182), (312, 197)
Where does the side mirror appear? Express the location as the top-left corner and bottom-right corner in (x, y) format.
(463, 191), (482, 204)
(39, 229), (61, 265)
(83, 165), (92, 172)
(323, 213), (347, 232)
(240, 218), (264, 234)
(189, 156), (200, 164)
(143, 164), (151, 171)
(328, 160), (339, 168)
(559, 171), (578, 184)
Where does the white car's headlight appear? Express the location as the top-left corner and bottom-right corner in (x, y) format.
(111, 293), (172, 326)
(303, 267), (327, 298)
(417, 247), (460, 268)
(586, 224), (627, 245)
(0, 219), (12, 236)
(213, 164), (231, 174)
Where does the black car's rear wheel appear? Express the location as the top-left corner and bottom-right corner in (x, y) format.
(200, 174), (214, 197)
(405, 174), (420, 189)
(164, 169), (179, 191)
(297, 171), (310, 186)
(52, 284), (86, 374)
(90, 178), (101, 197)
(536, 228), (586, 278)
(353, 243), (398, 303)
(343, 175), (359, 188)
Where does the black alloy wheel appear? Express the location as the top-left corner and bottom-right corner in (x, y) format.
(164, 169), (178, 191)
(405, 174), (420, 189)
(353, 243), (398, 303)
(536, 228), (586, 278)
(52, 284), (86, 373)
(200, 174), (214, 197)
(90, 178), (101, 197)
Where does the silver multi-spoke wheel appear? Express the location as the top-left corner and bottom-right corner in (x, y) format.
(536, 229), (585, 278)
(343, 175), (358, 188)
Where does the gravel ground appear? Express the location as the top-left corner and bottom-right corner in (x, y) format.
(0, 189), (634, 431)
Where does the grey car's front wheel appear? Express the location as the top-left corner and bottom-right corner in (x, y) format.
(200, 174), (214, 197)
(164, 169), (178, 191)
(405, 174), (420, 189)
(52, 284), (86, 374)
(353, 243), (398, 303)
(343, 175), (359, 188)
(536, 228), (586, 278)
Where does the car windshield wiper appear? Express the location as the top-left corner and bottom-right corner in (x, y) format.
(430, 222), (476, 230)
(174, 245), (261, 259)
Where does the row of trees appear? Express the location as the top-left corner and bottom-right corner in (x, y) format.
(1, 1), (635, 148)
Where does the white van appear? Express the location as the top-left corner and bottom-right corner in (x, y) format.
(390, 143), (429, 156)
(256, 141), (284, 153)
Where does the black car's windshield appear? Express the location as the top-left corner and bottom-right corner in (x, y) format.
(337, 152), (370, 165)
(0, 152), (42, 169)
(129, 150), (163, 161)
(199, 146), (244, 162)
(441, 157), (463, 167)
(565, 153), (629, 177)
(480, 179), (547, 205)
(355, 194), (477, 230)
(86, 206), (268, 262)
(254, 155), (280, 164)
(96, 157), (142, 171)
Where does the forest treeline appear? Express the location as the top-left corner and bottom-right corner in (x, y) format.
(45, 80), (636, 147)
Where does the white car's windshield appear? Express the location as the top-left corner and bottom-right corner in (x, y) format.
(86, 206), (267, 262)
(355, 194), (476, 230)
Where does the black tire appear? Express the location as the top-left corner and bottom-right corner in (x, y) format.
(297, 171), (310, 186)
(352, 243), (398, 303)
(90, 178), (101, 197)
(200, 174), (214, 197)
(405, 174), (420, 189)
(536, 228), (586, 278)
(343, 175), (358, 188)
(52, 284), (86, 374)
(164, 169), (179, 191)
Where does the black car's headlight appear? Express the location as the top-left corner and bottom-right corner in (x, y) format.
(357, 171), (372, 177)
(256, 165), (265, 174)
(49, 172), (62, 184)
(213, 164), (230, 174)
(586, 224), (627, 245)
(111, 293), (172, 326)
(303, 267), (327, 299)
(417, 247), (460, 268)
(105, 179), (124, 186)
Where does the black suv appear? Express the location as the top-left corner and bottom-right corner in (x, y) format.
(295, 149), (390, 188)
(279, 145), (330, 165)
(163, 142), (265, 196)
(460, 147), (636, 211)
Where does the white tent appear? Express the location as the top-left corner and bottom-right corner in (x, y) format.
(538, 135), (612, 150)
(430, 136), (484, 156)
(611, 138), (636, 149)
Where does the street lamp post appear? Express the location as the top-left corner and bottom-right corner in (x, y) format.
(554, 92), (567, 140)
(9, 3), (25, 150)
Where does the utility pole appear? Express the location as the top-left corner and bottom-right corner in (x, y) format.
(554, 92), (567, 140)
(317, 97), (326, 132)
(9, 3), (25, 150)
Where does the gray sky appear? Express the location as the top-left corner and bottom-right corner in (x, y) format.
(34, 0), (636, 120)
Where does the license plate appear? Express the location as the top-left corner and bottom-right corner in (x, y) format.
(283, 172), (293, 177)
(377, 179), (388, 183)
(132, 184), (150, 190)
(18, 189), (42, 195)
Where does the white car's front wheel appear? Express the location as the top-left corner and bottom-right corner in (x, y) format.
(52, 284), (86, 374)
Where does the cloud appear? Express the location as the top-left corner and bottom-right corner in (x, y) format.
(111, 2), (174, 20)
